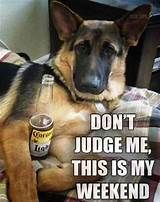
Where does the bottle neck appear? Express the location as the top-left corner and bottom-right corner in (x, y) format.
(39, 83), (53, 103)
(36, 83), (53, 115)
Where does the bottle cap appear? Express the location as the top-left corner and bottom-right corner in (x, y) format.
(29, 114), (53, 129)
(42, 74), (54, 85)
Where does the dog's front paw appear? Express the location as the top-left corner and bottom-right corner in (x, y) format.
(37, 163), (75, 192)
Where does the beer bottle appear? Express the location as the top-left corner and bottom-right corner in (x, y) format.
(29, 74), (54, 159)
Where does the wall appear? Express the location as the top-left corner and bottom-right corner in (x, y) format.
(91, 0), (159, 13)
(0, 0), (50, 60)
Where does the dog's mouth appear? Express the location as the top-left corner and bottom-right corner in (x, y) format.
(73, 88), (105, 101)
(72, 69), (110, 101)
(71, 78), (107, 102)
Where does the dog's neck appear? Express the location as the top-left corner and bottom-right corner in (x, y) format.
(50, 58), (84, 102)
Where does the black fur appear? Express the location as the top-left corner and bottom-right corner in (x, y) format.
(0, 63), (19, 96)
(10, 63), (48, 118)
(0, 63), (53, 119)
(0, 62), (69, 120)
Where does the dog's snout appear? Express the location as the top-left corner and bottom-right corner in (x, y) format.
(75, 74), (104, 94)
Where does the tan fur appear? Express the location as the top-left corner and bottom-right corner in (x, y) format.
(0, 121), (38, 202)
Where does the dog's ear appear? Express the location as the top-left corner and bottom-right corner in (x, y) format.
(115, 4), (151, 46)
(51, 1), (83, 41)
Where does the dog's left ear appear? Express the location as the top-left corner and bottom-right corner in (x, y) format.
(51, 1), (83, 41)
(115, 4), (151, 46)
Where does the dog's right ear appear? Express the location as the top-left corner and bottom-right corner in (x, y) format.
(115, 4), (151, 46)
(51, 1), (83, 41)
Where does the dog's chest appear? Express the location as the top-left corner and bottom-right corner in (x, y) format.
(52, 96), (107, 125)
(52, 103), (91, 124)
(63, 103), (107, 122)
(63, 110), (89, 122)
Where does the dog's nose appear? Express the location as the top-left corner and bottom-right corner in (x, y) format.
(75, 75), (103, 94)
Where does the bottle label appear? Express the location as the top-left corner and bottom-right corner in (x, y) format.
(31, 128), (53, 143)
(29, 114), (54, 158)
(30, 128), (53, 157)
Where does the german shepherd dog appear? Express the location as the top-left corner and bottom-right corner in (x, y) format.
(0, 1), (151, 201)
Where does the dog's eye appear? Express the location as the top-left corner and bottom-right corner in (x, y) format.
(75, 41), (90, 55)
(102, 42), (116, 56)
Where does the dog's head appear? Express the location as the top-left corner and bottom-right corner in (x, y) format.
(51, 1), (151, 101)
